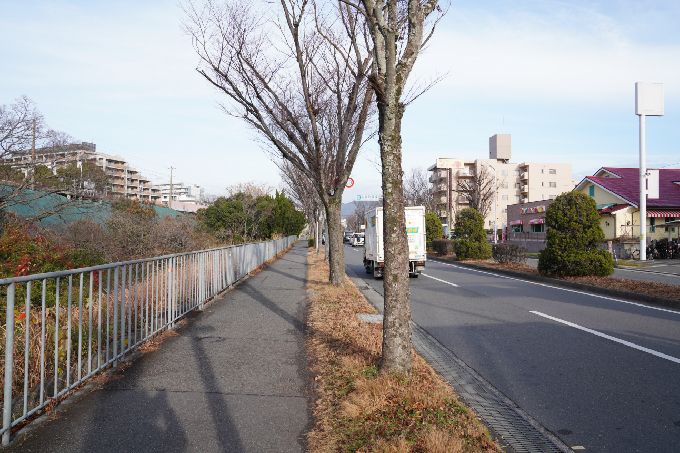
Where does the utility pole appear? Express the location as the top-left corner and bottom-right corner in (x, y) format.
(447, 168), (452, 238)
(30, 119), (36, 190)
(168, 166), (175, 208)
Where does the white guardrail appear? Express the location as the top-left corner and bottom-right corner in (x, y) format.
(0, 235), (297, 444)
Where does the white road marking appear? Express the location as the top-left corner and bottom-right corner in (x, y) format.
(427, 259), (680, 315)
(530, 311), (680, 364)
(421, 273), (458, 287)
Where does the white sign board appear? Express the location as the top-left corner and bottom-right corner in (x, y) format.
(436, 158), (465, 169)
(356, 194), (381, 201)
(635, 82), (664, 116)
(647, 169), (659, 199)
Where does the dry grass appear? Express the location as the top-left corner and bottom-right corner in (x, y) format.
(305, 252), (501, 453)
(430, 253), (680, 302)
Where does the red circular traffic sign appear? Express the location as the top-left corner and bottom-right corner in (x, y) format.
(346, 177), (354, 188)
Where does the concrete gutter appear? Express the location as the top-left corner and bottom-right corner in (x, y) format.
(439, 259), (680, 310)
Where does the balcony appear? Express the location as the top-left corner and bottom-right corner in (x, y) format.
(457, 168), (473, 178)
(521, 197), (528, 203)
(458, 197), (469, 204)
(520, 172), (528, 180)
(521, 185), (528, 193)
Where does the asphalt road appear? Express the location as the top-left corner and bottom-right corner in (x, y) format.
(524, 257), (680, 287)
(343, 244), (680, 453)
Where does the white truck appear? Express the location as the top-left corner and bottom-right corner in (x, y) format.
(363, 206), (427, 279)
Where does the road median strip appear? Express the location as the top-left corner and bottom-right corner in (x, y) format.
(305, 250), (501, 452)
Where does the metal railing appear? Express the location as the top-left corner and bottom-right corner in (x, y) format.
(0, 235), (297, 444)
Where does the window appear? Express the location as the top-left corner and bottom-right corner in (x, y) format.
(542, 194), (545, 200)
(501, 182), (509, 189)
(549, 169), (556, 175)
(501, 208), (507, 213)
(512, 224), (523, 233)
(502, 170), (508, 176)
(514, 183), (521, 189)
(549, 182), (557, 188)
(541, 169), (544, 174)
(514, 195), (520, 202)
(589, 185), (595, 196)
(501, 195), (509, 201)
(531, 223), (544, 233)
(549, 194), (556, 200)
(513, 170), (520, 176)
(541, 182), (544, 187)
(665, 217), (676, 233)
(650, 217), (655, 233)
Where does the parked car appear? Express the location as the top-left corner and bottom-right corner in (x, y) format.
(343, 231), (355, 243)
(351, 232), (365, 247)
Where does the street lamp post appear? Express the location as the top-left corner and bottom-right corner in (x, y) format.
(482, 163), (498, 245)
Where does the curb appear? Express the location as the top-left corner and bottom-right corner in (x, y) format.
(440, 259), (680, 310)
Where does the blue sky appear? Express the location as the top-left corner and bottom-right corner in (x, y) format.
(1, 0), (678, 202)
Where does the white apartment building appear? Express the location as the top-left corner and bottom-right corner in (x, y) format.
(1, 142), (162, 204)
(428, 134), (575, 232)
(158, 182), (204, 205)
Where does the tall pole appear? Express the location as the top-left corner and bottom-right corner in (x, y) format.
(447, 168), (452, 238)
(639, 114), (646, 260)
(483, 163), (497, 244)
(168, 166), (174, 209)
(30, 119), (36, 190)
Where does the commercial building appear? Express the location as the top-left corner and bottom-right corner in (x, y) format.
(574, 167), (680, 242)
(428, 134), (575, 233)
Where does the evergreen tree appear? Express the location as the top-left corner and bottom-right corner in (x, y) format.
(425, 212), (442, 250)
(538, 192), (614, 276)
(453, 208), (492, 260)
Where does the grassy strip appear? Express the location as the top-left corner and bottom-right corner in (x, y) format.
(305, 251), (501, 453)
(431, 253), (680, 302)
(614, 261), (646, 268)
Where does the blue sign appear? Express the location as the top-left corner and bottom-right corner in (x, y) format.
(356, 195), (381, 201)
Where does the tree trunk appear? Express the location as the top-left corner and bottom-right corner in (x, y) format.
(324, 198), (345, 286)
(379, 100), (412, 375)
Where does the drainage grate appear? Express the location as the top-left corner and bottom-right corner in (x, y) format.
(411, 323), (566, 453)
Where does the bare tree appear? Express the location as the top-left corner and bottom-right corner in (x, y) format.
(184, 0), (375, 286)
(0, 96), (102, 223)
(455, 165), (496, 220)
(404, 166), (435, 212)
(279, 160), (323, 253)
(337, 0), (445, 375)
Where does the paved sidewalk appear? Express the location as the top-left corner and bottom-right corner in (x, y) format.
(9, 242), (311, 453)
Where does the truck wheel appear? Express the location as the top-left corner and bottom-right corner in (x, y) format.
(409, 273), (419, 278)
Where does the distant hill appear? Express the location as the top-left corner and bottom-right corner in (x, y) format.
(341, 202), (356, 218)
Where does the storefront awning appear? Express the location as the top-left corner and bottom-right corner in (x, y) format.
(509, 220), (523, 225)
(528, 218), (545, 224)
(648, 210), (680, 218)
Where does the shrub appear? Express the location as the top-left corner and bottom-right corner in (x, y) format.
(492, 243), (528, 264)
(537, 192), (614, 276)
(308, 238), (315, 248)
(453, 238), (492, 260)
(233, 234), (244, 244)
(453, 208), (492, 260)
(431, 239), (455, 255)
(424, 213), (442, 250)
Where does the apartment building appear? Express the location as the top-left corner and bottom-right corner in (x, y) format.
(1, 142), (162, 204)
(428, 134), (574, 232)
(158, 182), (204, 205)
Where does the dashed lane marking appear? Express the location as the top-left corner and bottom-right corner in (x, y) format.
(421, 273), (458, 287)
